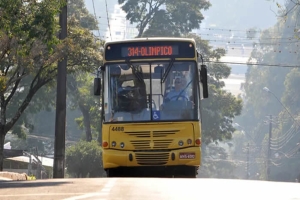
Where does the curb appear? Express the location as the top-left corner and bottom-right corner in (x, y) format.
(0, 172), (28, 181)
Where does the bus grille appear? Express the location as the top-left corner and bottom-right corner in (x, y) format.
(131, 140), (151, 149)
(131, 139), (173, 149)
(153, 130), (179, 137)
(126, 130), (180, 149)
(135, 152), (169, 165)
(125, 131), (151, 138)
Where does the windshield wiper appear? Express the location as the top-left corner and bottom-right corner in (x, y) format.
(126, 60), (143, 82)
(161, 58), (175, 83)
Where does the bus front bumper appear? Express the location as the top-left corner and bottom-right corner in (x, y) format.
(102, 147), (201, 169)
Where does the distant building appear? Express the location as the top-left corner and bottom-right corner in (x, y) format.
(4, 155), (53, 179)
(105, 4), (138, 41)
(221, 74), (245, 97)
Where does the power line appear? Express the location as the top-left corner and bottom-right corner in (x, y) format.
(205, 60), (300, 68)
(199, 26), (297, 33)
(96, 22), (298, 39)
(93, 23), (300, 47)
(104, 0), (112, 41)
(195, 39), (300, 45)
(270, 127), (298, 149)
(91, 0), (101, 38)
(95, 22), (299, 41)
(195, 32), (299, 41)
(91, 15), (300, 45)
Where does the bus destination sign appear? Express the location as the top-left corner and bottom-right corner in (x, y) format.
(121, 45), (179, 57)
(105, 41), (195, 60)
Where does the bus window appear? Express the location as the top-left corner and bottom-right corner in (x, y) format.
(104, 61), (198, 122)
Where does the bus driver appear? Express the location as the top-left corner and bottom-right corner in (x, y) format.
(164, 77), (189, 102)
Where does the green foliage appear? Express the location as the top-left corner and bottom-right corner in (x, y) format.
(0, 0), (64, 134)
(9, 136), (46, 152)
(202, 88), (242, 144)
(65, 140), (105, 177)
(5, 0), (102, 143)
(198, 145), (238, 178)
(66, 0), (103, 141)
(67, 73), (101, 141)
(143, 10), (180, 37)
(0, 0), (103, 170)
(0, 1), (65, 171)
(282, 69), (300, 114)
(236, 2), (300, 181)
(0, 0), (64, 51)
(118, 0), (211, 37)
(186, 33), (243, 144)
(68, 0), (98, 30)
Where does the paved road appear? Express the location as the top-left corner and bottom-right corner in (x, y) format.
(0, 178), (300, 200)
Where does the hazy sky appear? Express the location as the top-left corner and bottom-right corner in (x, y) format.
(202, 0), (285, 30)
(84, 0), (286, 39)
(85, 0), (285, 29)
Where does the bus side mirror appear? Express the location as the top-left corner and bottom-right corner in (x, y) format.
(200, 65), (208, 98)
(94, 78), (101, 96)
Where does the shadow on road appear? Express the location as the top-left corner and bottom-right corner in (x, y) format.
(0, 180), (71, 189)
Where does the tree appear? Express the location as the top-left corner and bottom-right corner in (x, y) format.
(198, 144), (238, 179)
(185, 33), (243, 144)
(65, 140), (105, 177)
(67, 73), (102, 142)
(66, 0), (103, 141)
(282, 69), (300, 114)
(0, 0), (102, 170)
(185, 33), (243, 177)
(15, 0), (103, 144)
(11, 0), (103, 145)
(118, 0), (211, 37)
(236, 2), (300, 181)
(0, 0), (66, 171)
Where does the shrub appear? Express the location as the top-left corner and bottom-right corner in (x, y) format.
(65, 140), (105, 177)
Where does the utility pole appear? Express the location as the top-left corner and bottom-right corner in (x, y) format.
(267, 115), (272, 181)
(53, 1), (67, 178)
(246, 142), (250, 179)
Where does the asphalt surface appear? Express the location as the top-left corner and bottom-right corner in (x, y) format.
(0, 178), (300, 200)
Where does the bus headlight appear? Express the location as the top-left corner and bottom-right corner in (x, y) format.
(112, 141), (116, 147)
(120, 142), (125, 148)
(187, 139), (192, 145)
(178, 140), (184, 146)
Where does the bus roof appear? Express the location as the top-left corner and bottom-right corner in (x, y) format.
(104, 37), (196, 46)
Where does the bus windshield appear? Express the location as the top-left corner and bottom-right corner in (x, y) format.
(103, 61), (200, 123)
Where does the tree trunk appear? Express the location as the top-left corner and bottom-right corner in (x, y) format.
(0, 93), (6, 171)
(78, 103), (92, 142)
(0, 133), (5, 171)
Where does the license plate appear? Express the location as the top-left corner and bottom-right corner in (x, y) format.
(179, 152), (195, 159)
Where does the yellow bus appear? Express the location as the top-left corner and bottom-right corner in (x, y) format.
(94, 37), (208, 178)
